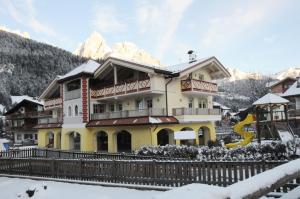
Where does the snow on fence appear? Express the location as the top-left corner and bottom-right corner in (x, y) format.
(0, 157), (287, 188)
(0, 148), (185, 160)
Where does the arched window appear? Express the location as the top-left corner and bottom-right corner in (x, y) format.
(75, 105), (78, 116)
(68, 106), (72, 116)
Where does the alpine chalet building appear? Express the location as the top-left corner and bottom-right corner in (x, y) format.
(35, 55), (230, 152)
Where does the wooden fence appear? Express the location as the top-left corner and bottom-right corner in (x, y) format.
(0, 158), (286, 187)
(0, 148), (185, 160)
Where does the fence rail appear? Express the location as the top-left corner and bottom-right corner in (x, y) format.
(0, 148), (183, 160)
(0, 157), (286, 187)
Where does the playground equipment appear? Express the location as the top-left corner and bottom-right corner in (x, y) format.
(226, 93), (295, 148)
(225, 114), (255, 148)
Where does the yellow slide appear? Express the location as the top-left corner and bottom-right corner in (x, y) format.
(225, 114), (255, 148)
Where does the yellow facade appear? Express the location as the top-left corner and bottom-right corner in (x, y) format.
(37, 122), (216, 153)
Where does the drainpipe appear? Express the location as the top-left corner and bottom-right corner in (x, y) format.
(165, 78), (173, 116)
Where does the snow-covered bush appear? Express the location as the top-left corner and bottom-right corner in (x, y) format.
(135, 142), (290, 161)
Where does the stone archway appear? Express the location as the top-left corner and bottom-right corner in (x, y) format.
(198, 126), (211, 146)
(46, 131), (54, 148)
(179, 127), (196, 146)
(96, 131), (108, 152)
(116, 130), (131, 152)
(68, 132), (81, 151)
(157, 128), (174, 146)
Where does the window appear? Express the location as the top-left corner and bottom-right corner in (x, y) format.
(199, 100), (207, 109)
(93, 104), (106, 113)
(16, 134), (22, 140)
(146, 99), (153, 109)
(74, 105), (79, 116)
(188, 98), (193, 108)
(34, 134), (38, 140)
(68, 106), (72, 116)
(109, 104), (115, 112)
(118, 104), (123, 111)
(66, 79), (81, 91)
(136, 99), (143, 110)
(24, 134), (33, 140)
(199, 74), (204, 81)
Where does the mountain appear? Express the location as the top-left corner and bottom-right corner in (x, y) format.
(225, 68), (262, 82)
(0, 30), (85, 108)
(74, 32), (162, 67)
(273, 67), (300, 80)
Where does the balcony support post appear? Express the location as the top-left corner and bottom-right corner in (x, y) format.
(113, 65), (118, 85)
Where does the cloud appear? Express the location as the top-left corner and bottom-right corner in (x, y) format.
(92, 4), (127, 33)
(137, 0), (193, 59)
(0, 25), (30, 38)
(201, 0), (287, 48)
(1, 0), (57, 37)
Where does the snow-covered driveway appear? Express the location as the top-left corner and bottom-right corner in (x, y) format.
(0, 177), (161, 199)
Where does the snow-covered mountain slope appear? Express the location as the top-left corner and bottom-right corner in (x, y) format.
(273, 67), (300, 80)
(74, 32), (162, 67)
(225, 68), (262, 82)
(0, 63), (14, 74)
(0, 26), (30, 38)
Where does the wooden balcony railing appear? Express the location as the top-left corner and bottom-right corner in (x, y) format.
(5, 111), (41, 120)
(172, 108), (221, 116)
(91, 78), (151, 99)
(91, 108), (165, 120)
(181, 79), (218, 93)
(288, 109), (300, 118)
(44, 98), (62, 110)
(65, 89), (81, 101)
(38, 117), (62, 124)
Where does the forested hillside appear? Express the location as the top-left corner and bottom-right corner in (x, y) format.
(0, 30), (85, 108)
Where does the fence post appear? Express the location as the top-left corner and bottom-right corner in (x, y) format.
(153, 160), (157, 186)
(8, 157), (12, 174)
(29, 158), (32, 176)
(51, 158), (55, 178)
(80, 159), (83, 180)
(45, 149), (48, 158)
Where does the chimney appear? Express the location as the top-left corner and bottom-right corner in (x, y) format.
(187, 50), (196, 63)
(297, 76), (300, 88)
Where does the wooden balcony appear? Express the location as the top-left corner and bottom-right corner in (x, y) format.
(173, 108), (221, 122)
(288, 109), (300, 118)
(65, 89), (81, 101)
(181, 79), (218, 94)
(91, 108), (165, 120)
(5, 111), (40, 120)
(173, 108), (221, 116)
(44, 98), (62, 110)
(91, 78), (151, 99)
(38, 117), (62, 124)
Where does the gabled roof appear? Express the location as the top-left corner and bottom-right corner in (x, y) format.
(39, 76), (61, 100)
(4, 98), (43, 115)
(253, 93), (289, 106)
(94, 56), (172, 78)
(267, 77), (296, 88)
(58, 60), (100, 82)
(168, 57), (231, 79)
(282, 81), (300, 97)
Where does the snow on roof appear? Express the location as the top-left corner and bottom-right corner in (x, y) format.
(11, 95), (43, 106)
(213, 102), (230, 110)
(59, 60), (100, 80)
(266, 77), (296, 88)
(167, 57), (212, 72)
(252, 93), (289, 106)
(282, 81), (300, 97)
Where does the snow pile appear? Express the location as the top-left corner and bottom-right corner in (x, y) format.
(156, 158), (300, 199)
(136, 142), (290, 161)
(0, 177), (160, 199)
(154, 183), (228, 199)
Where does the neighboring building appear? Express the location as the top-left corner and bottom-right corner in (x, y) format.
(213, 102), (231, 117)
(267, 77), (296, 94)
(36, 56), (230, 152)
(4, 98), (44, 145)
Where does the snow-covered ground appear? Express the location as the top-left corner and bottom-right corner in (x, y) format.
(0, 177), (161, 199)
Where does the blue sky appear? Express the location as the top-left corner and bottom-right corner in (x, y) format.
(0, 0), (299, 74)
